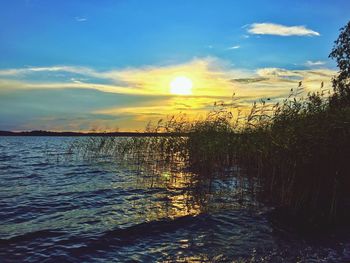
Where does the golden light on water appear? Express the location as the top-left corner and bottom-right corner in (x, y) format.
(170, 76), (193, 95)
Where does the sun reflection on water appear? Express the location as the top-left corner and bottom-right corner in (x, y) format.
(99, 150), (253, 230)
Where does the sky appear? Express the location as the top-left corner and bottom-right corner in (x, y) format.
(0, 0), (349, 131)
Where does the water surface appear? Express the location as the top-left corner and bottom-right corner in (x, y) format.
(0, 137), (349, 262)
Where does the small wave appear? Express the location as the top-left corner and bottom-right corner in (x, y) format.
(103, 214), (208, 240)
(0, 156), (13, 162)
(65, 214), (211, 256)
(0, 230), (66, 245)
(31, 162), (50, 167)
(0, 165), (18, 170)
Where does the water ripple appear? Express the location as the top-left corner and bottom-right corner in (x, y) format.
(0, 137), (349, 262)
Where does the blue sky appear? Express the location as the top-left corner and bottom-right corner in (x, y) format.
(0, 0), (349, 131)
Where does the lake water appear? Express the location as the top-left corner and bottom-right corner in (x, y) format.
(0, 137), (349, 262)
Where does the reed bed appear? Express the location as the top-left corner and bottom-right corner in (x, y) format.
(74, 22), (350, 227)
(72, 83), (350, 227)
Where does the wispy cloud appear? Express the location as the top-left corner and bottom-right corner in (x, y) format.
(248, 23), (320, 36)
(305, 60), (326, 67)
(0, 66), (97, 77)
(0, 59), (335, 97)
(0, 58), (336, 131)
(228, 45), (240, 50)
(0, 58), (240, 97)
(75, 17), (88, 22)
(0, 59), (335, 96)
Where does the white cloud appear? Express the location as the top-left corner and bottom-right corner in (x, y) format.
(75, 17), (87, 22)
(228, 45), (240, 50)
(248, 23), (320, 36)
(0, 66), (103, 79)
(0, 59), (337, 131)
(0, 59), (336, 102)
(257, 68), (303, 79)
(305, 60), (326, 67)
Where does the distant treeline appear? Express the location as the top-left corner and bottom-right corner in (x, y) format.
(0, 130), (184, 137)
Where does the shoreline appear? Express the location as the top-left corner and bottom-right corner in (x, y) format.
(0, 131), (185, 137)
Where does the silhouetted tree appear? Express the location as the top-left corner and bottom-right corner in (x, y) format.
(329, 21), (350, 106)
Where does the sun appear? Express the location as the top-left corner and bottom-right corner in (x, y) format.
(170, 76), (193, 95)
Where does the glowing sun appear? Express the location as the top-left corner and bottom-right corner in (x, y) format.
(170, 76), (193, 95)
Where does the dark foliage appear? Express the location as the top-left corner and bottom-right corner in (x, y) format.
(329, 21), (350, 107)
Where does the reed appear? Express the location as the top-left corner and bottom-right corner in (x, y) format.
(74, 84), (350, 226)
(74, 21), (350, 227)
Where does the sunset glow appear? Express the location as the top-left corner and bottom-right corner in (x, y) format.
(0, 1), (346, 131)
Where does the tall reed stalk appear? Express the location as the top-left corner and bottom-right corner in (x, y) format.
(75, 21), (350, 227)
